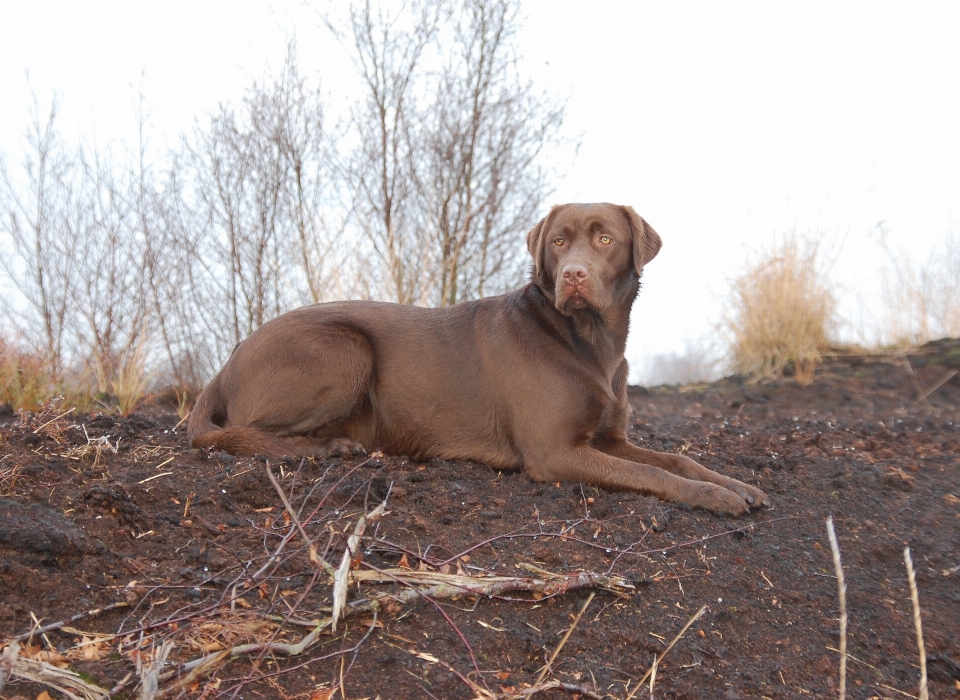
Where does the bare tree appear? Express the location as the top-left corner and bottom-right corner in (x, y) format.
(72, 144), (152, 396)
(332, 0), (565, 306)
(0, 96), (81, 373)
(2, 94), (156, 405)
(173, 43), (334, 365)
(333, 0), (443, 305)
(423, 0), (564, 305)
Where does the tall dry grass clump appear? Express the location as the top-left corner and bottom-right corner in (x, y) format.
(722, 234), (837, 384)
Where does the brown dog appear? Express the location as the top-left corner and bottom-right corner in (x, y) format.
(188, 203), (767, 515)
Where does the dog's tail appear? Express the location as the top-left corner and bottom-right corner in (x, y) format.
(187, 376), (293, 458)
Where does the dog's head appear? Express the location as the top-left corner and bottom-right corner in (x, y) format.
(526, 203), (662, 315)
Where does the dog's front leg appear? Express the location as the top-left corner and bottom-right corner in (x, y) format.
(592, 439), (768, 508)
(526, 446), (752, 515)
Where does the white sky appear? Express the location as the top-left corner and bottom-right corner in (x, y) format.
(2, 1), (959, 378)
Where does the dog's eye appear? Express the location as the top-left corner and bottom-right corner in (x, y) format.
(599, 235), (612, 245)
(554, 237), (565, 246)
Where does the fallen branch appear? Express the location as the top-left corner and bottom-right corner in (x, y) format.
(8, 601), (132, 643)
(491, 679), (603, 699)
(348, 567), (634, 606)
(0, 644), (109, 700)
(332, 500), (388, 631)
(137, 640), (173, 700)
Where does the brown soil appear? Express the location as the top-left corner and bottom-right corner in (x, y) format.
(2, 341), (959, 700)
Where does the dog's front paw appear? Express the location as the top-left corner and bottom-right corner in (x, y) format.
(689, 483), (750, 516)
(722, 478), (768, 509)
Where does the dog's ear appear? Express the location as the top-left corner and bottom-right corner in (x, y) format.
(621, 205), (662, 272)
(526, 206), (561, 279)
(525, 216), (547, 277)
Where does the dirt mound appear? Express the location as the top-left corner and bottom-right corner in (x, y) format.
(1, 343), (958, 699)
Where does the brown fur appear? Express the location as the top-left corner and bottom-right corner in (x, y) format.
(188, 203), (768, 515)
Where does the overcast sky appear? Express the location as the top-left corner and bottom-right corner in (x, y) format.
(2, 1), (958, 378)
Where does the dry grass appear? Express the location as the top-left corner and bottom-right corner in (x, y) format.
(721, 233), (837, 384)
(0, 336), (154, 417)
(0, 339), (61, 411)
(878, 229), (960, 348)
(109, 340), (151, 417)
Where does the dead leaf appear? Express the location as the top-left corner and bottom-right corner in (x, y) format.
(397, 554), (411, 569)
(36, 691), (54, 700)
(309, 689), (335, 700)
(944, 493), (960, 506)
(35, 650), (68, 668)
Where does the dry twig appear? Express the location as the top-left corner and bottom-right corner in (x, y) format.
(903, 547), (929, 700)
(826, 516), (847, 700)
(332, 500), (387, 631)
(624, 605), (707, 700)
(265, 462), (335, 575)
(534, 591), (595, 684)
(137, 640), (173, 700)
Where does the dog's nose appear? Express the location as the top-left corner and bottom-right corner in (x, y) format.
(562, 264), (588, 283)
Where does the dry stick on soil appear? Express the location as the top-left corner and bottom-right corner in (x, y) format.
(347, 569), (634, 610)
(903, 547), (929, 700)
(2, 651), (110, 700)
(162, 569), (624, 693)
(137, 640), (173, 700)
(534, 590), (595, 685)
(265, 462), (335, 576)
(902, 357), (933, 409)
(8, 601), (132, 643)
(917, 368), (958, 403)
(496, 679), (603, 700)
(332, 500), (388, 631)
(623, 605), (707, 700)
(826, 516), (848, 700)
(649, 652), (658, 698)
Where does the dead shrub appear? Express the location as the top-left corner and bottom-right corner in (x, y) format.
(721, 234), (837, 384)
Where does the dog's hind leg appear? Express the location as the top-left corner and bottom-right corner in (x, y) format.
(214, 324), (376, 458)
